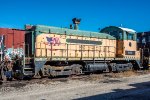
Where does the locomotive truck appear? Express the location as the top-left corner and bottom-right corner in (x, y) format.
(0, 19), (144, 80)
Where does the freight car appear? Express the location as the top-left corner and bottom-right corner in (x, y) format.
(0, 28), (25, 80)
(0, 28), (25, 60)
(137, 31), (150, 69)
(0, 19), (143, 80)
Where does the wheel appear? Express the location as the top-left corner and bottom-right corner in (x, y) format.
(71, 64), (83, 75)
(76, 67), (82, 75)
(110, 63), (118, 73)
(128, 63), (133, 70)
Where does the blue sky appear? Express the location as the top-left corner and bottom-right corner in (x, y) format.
(0, 0), (150, 32)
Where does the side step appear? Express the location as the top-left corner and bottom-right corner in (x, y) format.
(23, 64), (35, 76)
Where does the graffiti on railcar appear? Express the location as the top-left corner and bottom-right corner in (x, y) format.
(45, 37), (61, 46)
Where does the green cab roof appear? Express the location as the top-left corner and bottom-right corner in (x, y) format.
(34, 25), (116, 40)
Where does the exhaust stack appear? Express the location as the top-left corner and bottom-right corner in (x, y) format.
(72, 18), (81, 30)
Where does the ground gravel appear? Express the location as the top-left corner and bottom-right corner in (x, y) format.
(0, 71), (150, 100)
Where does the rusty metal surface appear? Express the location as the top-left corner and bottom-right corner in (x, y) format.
(0, 28), (25, 49)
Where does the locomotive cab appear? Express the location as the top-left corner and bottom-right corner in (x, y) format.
(101, 26), (142, 70)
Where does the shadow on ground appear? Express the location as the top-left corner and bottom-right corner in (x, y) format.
(74, 81), (150, 100)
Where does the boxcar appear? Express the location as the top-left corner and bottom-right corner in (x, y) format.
(0, 28), (25, 60)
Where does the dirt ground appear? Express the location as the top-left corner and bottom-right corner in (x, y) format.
(0, 70), (150, 100)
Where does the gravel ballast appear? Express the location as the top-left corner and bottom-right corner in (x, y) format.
(0, 72), (150, 100)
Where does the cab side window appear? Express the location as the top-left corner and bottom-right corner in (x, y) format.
(119, 32), (123, 40)
(127, 32), (134, 40)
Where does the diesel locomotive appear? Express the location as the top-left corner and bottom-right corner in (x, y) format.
(0, 19), (147, 80)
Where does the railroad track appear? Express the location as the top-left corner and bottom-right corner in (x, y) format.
(0, 70), (150, 88)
